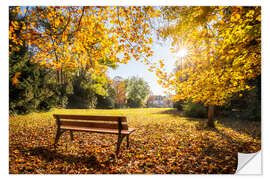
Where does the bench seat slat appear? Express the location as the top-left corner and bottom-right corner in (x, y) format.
(60, 120), (128, 130)
(53, 114), (127, 122)
(60, 125), (135, 135)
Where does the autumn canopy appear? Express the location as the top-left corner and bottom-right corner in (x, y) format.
(9, 6), (261, 126)
(9, 6), (160, 84)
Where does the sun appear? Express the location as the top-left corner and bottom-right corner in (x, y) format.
(177, 48), (188, 58)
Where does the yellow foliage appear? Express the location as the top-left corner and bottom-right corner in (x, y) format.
(157, 6), (261, 106)
(9, 6), (158, 78)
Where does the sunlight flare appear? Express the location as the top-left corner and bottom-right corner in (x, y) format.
(177, 48), (188, 58)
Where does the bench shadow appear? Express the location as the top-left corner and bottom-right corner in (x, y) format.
(15, 145), (115, 171)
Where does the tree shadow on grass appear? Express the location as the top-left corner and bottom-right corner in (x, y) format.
(194, 117), (261, 142)
(197, 142), (238, 174)
(214, 128), (260, 153)
(155, 109), (261, 140)
(153, 109), (184, 117)
(195, 123), (261, 153)
(216, 118), (261, 140)
(154, 109), (207, 122)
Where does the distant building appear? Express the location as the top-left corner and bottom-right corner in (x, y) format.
(147, 95), (173, 108)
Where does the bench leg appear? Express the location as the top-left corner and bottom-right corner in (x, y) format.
(70, 130), (74, 141)
(126, 135), (129, 148)
(116, 134), (124, 155)
(54, 129), (64, 146)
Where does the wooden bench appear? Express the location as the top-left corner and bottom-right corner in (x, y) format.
(53, 114), (135, 155)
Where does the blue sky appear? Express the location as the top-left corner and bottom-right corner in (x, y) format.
(107, 40), (177, 96)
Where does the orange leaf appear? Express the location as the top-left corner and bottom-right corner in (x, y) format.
(12, 72), (21, 86)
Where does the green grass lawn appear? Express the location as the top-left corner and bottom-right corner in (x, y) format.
(9, 108), (261, 174)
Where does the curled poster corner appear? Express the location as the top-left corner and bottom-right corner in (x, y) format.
(235, 150), (262, 174)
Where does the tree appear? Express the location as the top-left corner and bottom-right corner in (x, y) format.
(66, 67), (114, 109)
(125, 77), (150, 108)
(146, 91), (155, 107)
(9, 6), (161, 112)
(9, 6), (163, 112)
(156, 6), (261, 127)
(96, 80), (116, 109)
(9, 7), (57, 114)
(9, 6), (160, 85)
(113, 76), (127, 108)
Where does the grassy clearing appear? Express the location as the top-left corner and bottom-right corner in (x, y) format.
(9, 108), (261, 174)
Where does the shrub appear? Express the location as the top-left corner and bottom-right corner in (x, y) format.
(173, 101), (184, 111)
(96, 95), (115, 109)
(182, 101), (207, 118)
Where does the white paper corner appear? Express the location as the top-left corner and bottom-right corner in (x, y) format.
(235, 150), (262, 175)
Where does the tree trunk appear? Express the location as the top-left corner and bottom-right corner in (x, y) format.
(60, 68), (63, 84)
(64, 72), (67, 84)
(207, 104), (215, 128)
(56, 70), (59, 84)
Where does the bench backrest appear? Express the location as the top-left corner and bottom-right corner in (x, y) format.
(53, 114), (128, 130)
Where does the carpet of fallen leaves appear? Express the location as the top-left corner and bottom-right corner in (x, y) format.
(9, 108), (261, 174)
